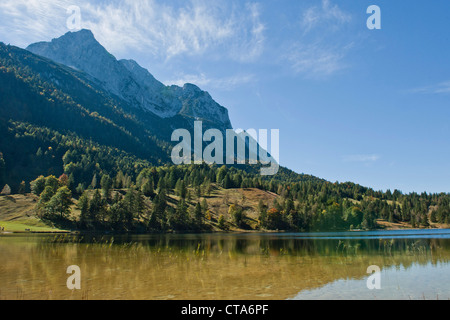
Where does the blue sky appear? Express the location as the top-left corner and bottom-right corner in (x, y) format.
(1, 0), (449, 194)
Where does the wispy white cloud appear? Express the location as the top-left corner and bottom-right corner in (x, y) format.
(0, 0), (72, 45)
(286, 42), (353, 79)
(408, 81), (450, 95)
(232, 2), (265, 62)
(300, 0), (351, 34)
(83, 0), (237, 59)
(165, 73), (255, 91)
(0, 0), (265, 62)
(283, 0), (354, 79)
(342, 154), (381, 163)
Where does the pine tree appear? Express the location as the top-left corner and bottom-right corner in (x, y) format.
(258, 200), (267, 228)
(157, 177), (166, 194)
(389, 211), (395, 223)
(201, 198), (208, 215)
(175, 179), (187, 199)
(229, 204), (245, 228)
(216, 166), (227, 185)
(91, 174), (98, 189)
(150, 189), (167, 229)
(123, 189), (138, 226)
(75, 183), (85, 195)
(1, 184), (11, 195)
(18, 181), (26, 194)
(89, 189), (104, 224)
(115, 171), (124, 189)
(77, 192), (90, 226)
(204, 180), (212, 196)
(100, 175), (113, 200)
(362, 211), (377, 230)
(68, 173), (75, 191)
(194, 202), (203, 224)
(285, 198), (295, 214)
(59, 174), (69, 187)
(195, 185), (201, 198)
(141, 179), (154, 197)
(218, 215), (226, 230)
(223, 175), (231, 189)
(411, 214), (417, 228)
(176, 199), (189, 227)
(168, 171), (177, 189)
(421, 214), (430, 227)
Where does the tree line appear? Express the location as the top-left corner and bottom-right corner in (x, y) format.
(26, 163), (450, 233)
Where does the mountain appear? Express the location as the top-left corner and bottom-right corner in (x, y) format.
(26, 30), (232, 131)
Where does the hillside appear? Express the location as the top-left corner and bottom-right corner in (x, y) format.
(2, 187), (448, 234)
(0, 186), (280, 233)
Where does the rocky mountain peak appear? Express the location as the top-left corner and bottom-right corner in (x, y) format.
(26, 29), (233, 130)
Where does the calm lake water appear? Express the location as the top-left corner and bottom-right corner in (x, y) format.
(1, 229), (450, 300)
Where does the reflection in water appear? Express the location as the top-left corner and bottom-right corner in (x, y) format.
(1, 230), (450, 300)
(292, 262), (450, 300)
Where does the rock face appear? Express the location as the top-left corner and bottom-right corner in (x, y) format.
(27, 29), (232, 130)
(171, 83), (232, 128)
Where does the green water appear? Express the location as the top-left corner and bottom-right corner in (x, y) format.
(1, 229), (450, 300)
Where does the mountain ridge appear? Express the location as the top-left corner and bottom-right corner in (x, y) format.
(26, 29), (232, 130)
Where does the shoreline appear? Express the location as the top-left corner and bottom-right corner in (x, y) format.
(2, 226), (449, 236)
(0, 230), (74, 235)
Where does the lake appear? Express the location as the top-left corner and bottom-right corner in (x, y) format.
(1, 229), (450, 300)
